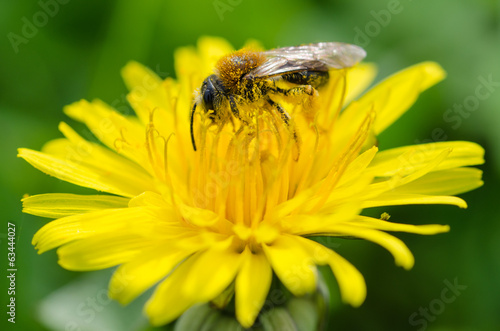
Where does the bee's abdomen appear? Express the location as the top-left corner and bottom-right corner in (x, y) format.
(281, 71), (329, 89)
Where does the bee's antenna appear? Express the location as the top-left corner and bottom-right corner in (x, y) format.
(190, 102), (198, 151)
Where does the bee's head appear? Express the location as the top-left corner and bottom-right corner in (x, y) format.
(190, 74), (225, 151)
(200, 74), (224, 120)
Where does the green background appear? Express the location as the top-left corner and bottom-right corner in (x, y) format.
(1, 0), (499, 330)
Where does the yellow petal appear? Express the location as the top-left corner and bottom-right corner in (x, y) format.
(350, 216), (450, 235)
(320, 174), (373, 212)
(145, 255), (198, 326)
(327, 250), (366, 307)
(323, 225), (415, 270)
(235, 248), (272, 328)
(128, 191), (169, 208)
(368, 141), (485, 177)
(318, 68), (347, 129)
(211, 282), (235, 309)
(279, 204), (360, 236)
(174, 45), (202, 89)
(146, 242), (241, 326)
(263, 235), (317, 296)
(57, 234), (152, 271)
(109, 245), (198, 305)
(339, 62), (446, 137)
(371, 62), (446, 134)
(121, 61), (169, 125)
(178, 203), (233, 231)
(363, 193), (468, 209)
(295, 237), (366, 307)
(360, 148), (453, 201)
(181, 241), (243, 302)
(48, 122), (156, 193)
(394, 168), (483, 196)
(63, 99), (148, 167)
(56, 121), (148, 174)
(197, 36), (234, 75)
(282, 112), (374, 217)
(174, 36), (233, 103)
(242, 38), (265, 51)
(344, 62), (377, 104)
(32, 207), (164, 253)
(337, 146), (378, 186)
(22, 193), (129, 218)
(18, 148), (144, 198)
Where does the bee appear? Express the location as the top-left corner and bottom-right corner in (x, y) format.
(190, 42), (366, 151)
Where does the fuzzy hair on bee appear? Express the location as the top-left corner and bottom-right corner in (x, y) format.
(190, 42), (366, 153)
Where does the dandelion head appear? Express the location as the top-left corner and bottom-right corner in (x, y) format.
(19, 37), (484, 328)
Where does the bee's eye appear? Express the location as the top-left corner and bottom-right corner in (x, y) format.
(202, 82), (215, 111)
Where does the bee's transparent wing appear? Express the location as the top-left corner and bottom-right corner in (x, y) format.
(245, 42), (366, 79)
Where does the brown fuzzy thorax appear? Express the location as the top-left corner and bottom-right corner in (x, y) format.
(215, 49), (266, 93)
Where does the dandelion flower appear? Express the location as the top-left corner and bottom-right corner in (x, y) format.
(19, 37), (484, 328)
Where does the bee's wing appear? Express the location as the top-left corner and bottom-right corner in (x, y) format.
(245, 42), (366, 79)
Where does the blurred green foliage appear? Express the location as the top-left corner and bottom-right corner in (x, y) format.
(1, 0), (499, 330)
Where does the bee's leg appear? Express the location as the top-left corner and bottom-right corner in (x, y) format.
(274, 85), (311, 96)
(266, 97), (301, 159)
(272, 85), (318, 123)
(266, 97), (292, 130)
(228, 95), (242, 130)
(230, 94), (257, 131)
(229, 95), (240, 119)
(273, 83), (322, 122)
(275, 71), (329, 114)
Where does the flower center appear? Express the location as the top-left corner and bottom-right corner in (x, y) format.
(190, 112), (297, 228)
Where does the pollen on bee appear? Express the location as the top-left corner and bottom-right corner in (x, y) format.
(215, 48), (266, 92)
